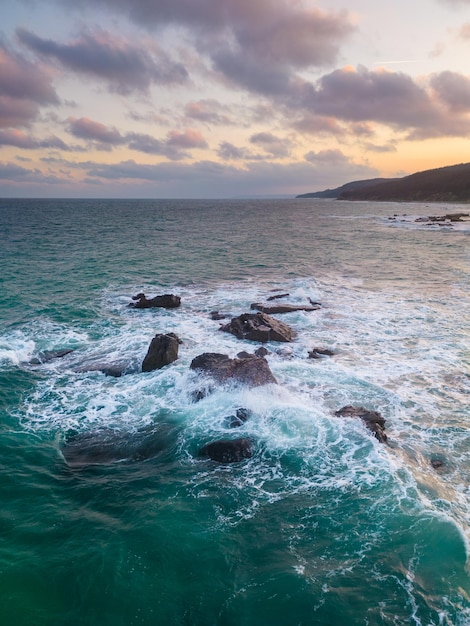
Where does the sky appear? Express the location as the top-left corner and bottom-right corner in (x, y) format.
(1, 0), (470, 198)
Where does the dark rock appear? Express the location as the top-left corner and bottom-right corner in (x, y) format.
(190, 352), (277, 386)
(237, 347), (270, 359)
(236, 351), (257, 359)
(250, 302), (321, 314)
(74, 361), (133, 377)
(308, 348), (335, 359)
(267, 292), (290, 301)
(335, 405), (388, 443)
(226, 407), (251, 428)
(210, 310), (228, 320)
(142, 333), (180, 372)
(254, 347), (270, 357)
(220, 312), (295, 343)
(190, 386), (214, 402)
(199, 438), (253, 463)
(129, 293), (181, 309)
(60, 424), (174, 468)
(30, 349), (74, 364)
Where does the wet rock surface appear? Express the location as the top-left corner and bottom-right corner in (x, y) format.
(190, 352), (277, 386)
(129, 293), (181, 309)
(335, 405), (388, 443)
(198, 438), (253, 463)
(220, 312), (295, 343)
(142, 332), (181, 372)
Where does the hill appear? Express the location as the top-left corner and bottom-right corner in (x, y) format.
(297, 162), (470, 202)
(296, 178), (394, 199)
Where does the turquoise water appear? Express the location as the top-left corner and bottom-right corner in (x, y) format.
(0, 198), (469, 625)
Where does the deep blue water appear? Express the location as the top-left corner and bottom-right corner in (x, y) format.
(0, 198), (469, 625)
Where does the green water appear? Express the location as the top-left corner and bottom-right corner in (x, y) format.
(0, 198), (469, 625)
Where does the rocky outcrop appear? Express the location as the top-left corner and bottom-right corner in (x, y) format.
(30, 349), (74, 364)
(142, 333), (181, 372)
(267, 292), (289, 301)
(220, 312), (295, 343)
(335, 405), (387, 443)
(414, 212), (470, 224)
(308, 348), (334, 359)
(250, 302), (321, 314)
(199, 438), (253, 463)
(129, 293), (181, 309)
(225, 407), (251, 428)
(190, 352), (277, 386)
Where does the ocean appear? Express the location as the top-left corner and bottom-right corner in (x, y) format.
(0, 197), (469, 625)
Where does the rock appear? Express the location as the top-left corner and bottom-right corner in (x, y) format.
(250, 302), (321, 314)
(190, 352), (277, 386)
(60, 424), (174, 468)
(236, 351), (257, 359)
(129, 293), (181, 309)
(308, 348), (335, 359)
(254, 347), (270, 357)
(226, 407), (251, 428)
(220, 312), (295, 343)
(198, 438), (253, 463)
(267, 292), (290, 301)
(74, 361), (133, 377)
(30, 349), (74, 364)
(415, 212), (470, 225)
(335, 405), (387, 443)
(142, 333), (180, 372)
(210, 310), (228, 320)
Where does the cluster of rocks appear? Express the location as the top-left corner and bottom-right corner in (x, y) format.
(388, 211), (470, 227)
(46, 289), (429, 467)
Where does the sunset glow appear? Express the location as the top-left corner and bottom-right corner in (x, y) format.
(1, 0), (470, 197)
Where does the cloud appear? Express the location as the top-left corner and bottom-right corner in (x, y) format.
(64, 115), (208, 158)
(291, 113), (344, 136)
(0, 160), (64, 183)
(459, 23), (470, 38)
(55, 1), (354, 96)
(184, 99), (233, 125)
(304, 149), (351, 166)
(0, 40), (58, 127)
(216, 141), (262, 161)
(249, 132), (291, 158)
(430, 71), (470, 112)
(45, 154), (375, 197)
(166, 128), (208, 149)
(16, 27), (188, 95)
(0, 129), (69, 150)
(67, 117), (124, 144)
(296, 65), (470, 139)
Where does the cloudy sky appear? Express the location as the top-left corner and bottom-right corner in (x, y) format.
(1, 0), (470, 197)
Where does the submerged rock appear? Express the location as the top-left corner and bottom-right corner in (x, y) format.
(129, 293), (181, 309)
(74, 361), (135, 377)
(335, 405), (387, 443)
(210, 310), (229, 320)
(250, 302), (321, 314)
(190, 352), (277, 386)
(198, 438), (253, 463)
(60, 424), (174, 468)
(142, 332), (181, 372)
(220, 312), (295, 343)
(30, 349), (74, 364)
